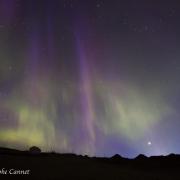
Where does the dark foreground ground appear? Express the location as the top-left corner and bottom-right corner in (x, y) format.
(0, 147), (180, 180)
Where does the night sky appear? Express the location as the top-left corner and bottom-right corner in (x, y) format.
(0, 0), (180, 158)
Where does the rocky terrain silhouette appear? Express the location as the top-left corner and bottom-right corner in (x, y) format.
(0, 147), (179, 179)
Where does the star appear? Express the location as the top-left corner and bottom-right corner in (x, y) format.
(9, 66), (13, 71)
(144, 26), (149, 31)
(96, 4), (101, 8)
(0, 25), (5, 28)
(147, 141), (152, 146)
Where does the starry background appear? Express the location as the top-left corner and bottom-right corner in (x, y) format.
(0, 0), (180, 157)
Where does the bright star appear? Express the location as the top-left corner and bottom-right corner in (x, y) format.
(147, 141), (152, 146)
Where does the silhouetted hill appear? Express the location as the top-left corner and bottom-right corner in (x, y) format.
(0, 147), (179, 179)
(135, 154), (148, 160)
(0, 147), (22, 154)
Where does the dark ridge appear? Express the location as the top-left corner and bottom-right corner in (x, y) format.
(0, 147), (25, 154)
(135, 154), (148, 160)
(0, 147), (180, 179)
(111, 154), (122, 159)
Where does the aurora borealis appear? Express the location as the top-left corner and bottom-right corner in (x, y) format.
(0, 0), (180, 157)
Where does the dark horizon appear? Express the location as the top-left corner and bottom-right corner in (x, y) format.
(0, 145), (179, 179)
